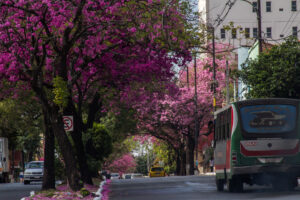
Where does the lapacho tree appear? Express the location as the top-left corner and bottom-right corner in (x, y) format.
(0, 0), (192, 190)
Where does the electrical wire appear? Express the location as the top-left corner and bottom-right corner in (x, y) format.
(265, 28), (300, 42)
(283, 14), (300, 37)
(280, 9), (297, 36)
(213, 0), (237, 27)
(285, 11), (300, 37)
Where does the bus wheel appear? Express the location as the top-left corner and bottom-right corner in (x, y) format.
(216, 179), (224, 191)
(285, 177), (297, 191)
(272, 177), (297, 191)
(227, 179), (235, 192)
(228, 177), (243, 193)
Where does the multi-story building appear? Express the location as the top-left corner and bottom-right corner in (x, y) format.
(199, 0), (300, 47)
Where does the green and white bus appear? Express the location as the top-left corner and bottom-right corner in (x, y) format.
(214, 98), (300, 192)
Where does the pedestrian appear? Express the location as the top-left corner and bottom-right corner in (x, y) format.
(19, 172), (24, 183)
(209, 158), (214, 172)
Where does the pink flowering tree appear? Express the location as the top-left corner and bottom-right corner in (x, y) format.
(133, 43), (234, 175)
(0, 0), (192, 190)
(105, 154), (136, 174)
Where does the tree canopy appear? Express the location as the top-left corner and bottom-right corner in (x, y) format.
(239, 38), (300, 99)
(0, 0), (197, 190)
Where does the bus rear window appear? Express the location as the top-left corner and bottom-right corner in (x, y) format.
(240, 105), (296, 133)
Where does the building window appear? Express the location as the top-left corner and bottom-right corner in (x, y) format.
(245, 28), (250, 38)
(293, 26), (298, 37)
(253, 28), (258, 38)
(266, 27), (272, 38)
(266, 1), (272, 12)
(221, 29), (226, 39)
(252, 2), (258, 12)
(232, 28), (237, 39)
(292, 1), (297, 11)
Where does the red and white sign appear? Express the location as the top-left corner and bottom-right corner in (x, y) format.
(63, 116), (74, 132)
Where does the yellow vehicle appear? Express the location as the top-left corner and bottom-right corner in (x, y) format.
(149, 167), (166, 177)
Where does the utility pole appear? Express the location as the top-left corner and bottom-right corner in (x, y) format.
(186, 64), (191, 175)
(226, 60), (230, 105)
(257, 0), (263, 53)
(212, 26), (217, 111)
(193, 54), (199, 174)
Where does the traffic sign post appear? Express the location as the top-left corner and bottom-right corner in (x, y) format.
(63, 116), (74, 132)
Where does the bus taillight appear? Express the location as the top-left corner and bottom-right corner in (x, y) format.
(232, 152), (237, 164)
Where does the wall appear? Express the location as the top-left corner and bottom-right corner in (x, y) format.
(199, 0), (300, 46)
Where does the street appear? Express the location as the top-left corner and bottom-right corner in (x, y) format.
(109, 175), (300, 200)
(0, 182), (41, 200)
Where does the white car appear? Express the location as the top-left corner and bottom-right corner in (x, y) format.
(110, 173), (120, 180)
(24, 161), (44, 185)
(122, 174), (132, 179)
(131, 173), (143, 179)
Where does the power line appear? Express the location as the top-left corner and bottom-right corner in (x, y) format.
(285, 11), (300, 37)
(265, 28), (300, 42)
(280, 10), (297, 36)
(213, 0), (237, 27)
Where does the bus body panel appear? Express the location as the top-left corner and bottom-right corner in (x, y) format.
(240, 139), (299, 157)
(214, 99), (300, 191)
(215, 140), (230, 178)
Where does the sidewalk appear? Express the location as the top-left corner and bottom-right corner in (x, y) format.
(20, 179), (111, 200)
(202, 172), (216, 176)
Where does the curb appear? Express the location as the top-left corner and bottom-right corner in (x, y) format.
(93, 179), (106, 200)
(94, 178), (111, 200)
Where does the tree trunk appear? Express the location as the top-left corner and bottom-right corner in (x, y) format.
(180, 145), (186, 176)
(185, 137), (190, 175)
(28, 151), (33, 162)
(21, 151), (25, 171)
(71, 127), (93, 184)
(30, 58), (82, 190)
(42, 106), (56, 190)
(186, 134), (195, 175)
(11, 149), (15, 182)
(49, 107), (82, 191)
(64, 102), (93, 185)
(185, 128), (195, 176)
(175, 150), (181, 176)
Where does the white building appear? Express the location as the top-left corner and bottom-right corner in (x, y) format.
(199, 0), (300, 47)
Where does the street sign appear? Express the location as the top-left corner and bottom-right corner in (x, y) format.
(63, 116), (74, 132)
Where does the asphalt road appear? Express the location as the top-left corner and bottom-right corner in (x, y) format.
(109, 175), (300, 200)
(0, 182), (41, 200)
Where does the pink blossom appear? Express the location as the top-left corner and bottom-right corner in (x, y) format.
(128, 27), (137, 33)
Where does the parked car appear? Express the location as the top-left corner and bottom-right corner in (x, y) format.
(24, 161), (44, 185)
(149, 167), (166, 178)
(131, 173), (143, 179)
(110, 173), (120, 180)
(123, 174), (132, 179)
